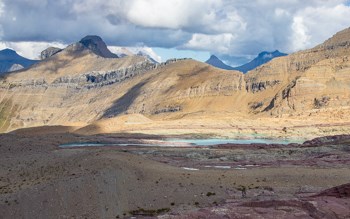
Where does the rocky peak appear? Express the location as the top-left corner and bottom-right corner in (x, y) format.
(205, 55), (234, 70)
(40, 47), (62, 60)
(79, 35), (118, 58)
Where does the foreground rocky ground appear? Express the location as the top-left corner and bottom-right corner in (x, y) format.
(0, 128), (349, 218)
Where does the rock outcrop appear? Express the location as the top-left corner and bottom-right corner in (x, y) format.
(40, 47), (62, 60)
(79, 35), (118, 58)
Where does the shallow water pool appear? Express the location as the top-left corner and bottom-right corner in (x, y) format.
(165, 138), (303, 146)
(59, 137), (303, 148)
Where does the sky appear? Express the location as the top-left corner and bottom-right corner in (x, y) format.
(1, 0), (350, 66)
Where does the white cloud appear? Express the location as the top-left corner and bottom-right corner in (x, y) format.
(290, 4), (350, 51)
(0, 41), (66, 59)
(290, 16), (311, 51)
(126, 0), (224, 30)
(0, 0), (350, 60)
(109, 45), (162, 63)
(183, 33), (237, 53)
(0, 0), (4, 39)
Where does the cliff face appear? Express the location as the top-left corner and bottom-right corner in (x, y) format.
(245, 27), (350, 116)
(1, 28), (350, 132)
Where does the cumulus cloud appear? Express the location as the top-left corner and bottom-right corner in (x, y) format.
(0, 0), (350, 63)
(183, 33), (237, 54)
(0, 41), (66, 59)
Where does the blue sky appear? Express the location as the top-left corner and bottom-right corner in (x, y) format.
(1, 0), (350, 66)
(153, 48), (210, 63)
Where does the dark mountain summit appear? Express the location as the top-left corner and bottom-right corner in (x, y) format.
(0, 49), (38, 74)
(79, 35), (118, 58)
(234, 50), (287, 73)
(205, 50), (287, 73)
(205, 55), (234, 70)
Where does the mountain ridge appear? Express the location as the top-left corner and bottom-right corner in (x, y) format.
(0, 49), (38, 74)
(0, 28), (350, 135)
(205, 55), (234, 70)
(205, 50), (287, 73)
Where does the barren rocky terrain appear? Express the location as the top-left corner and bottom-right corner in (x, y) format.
(0, 129), (349, 218)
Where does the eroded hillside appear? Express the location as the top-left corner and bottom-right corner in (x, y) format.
(0, 28), (350, 135)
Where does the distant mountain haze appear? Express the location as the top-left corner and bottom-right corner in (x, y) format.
(234, 50), (287, 73)
(206, 50), (287, 73)
(0, 49), (38, 74)
(205, 55), (235, 70)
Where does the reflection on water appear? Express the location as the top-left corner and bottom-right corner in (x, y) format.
(165, 138), (302, 145)
(60, 137), (303, 148)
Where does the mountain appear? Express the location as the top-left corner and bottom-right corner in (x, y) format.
(79, 35), (118, 58)
(205, 55), (234, 70)
(136, 51), (159, 64)
(205, 51), (287, 73)
(0, 49), (38, 74)
(0, 28), (350, 136)
(233, 50), (287, 73)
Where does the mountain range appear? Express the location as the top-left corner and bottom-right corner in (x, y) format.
(205, 50), (287, 73)
(0, 27), (350, 136)
(0, 49), (38, 74)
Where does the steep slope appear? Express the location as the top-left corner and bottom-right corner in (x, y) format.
(3, 37), (146, 83)
(205, 55), (234, 70)
(0, 36), (153, 132)
(0, 49), (38, 74)
(0, 57), (245, 132)
(245, 27), (350, 117)
(234, 50), (287, 73)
